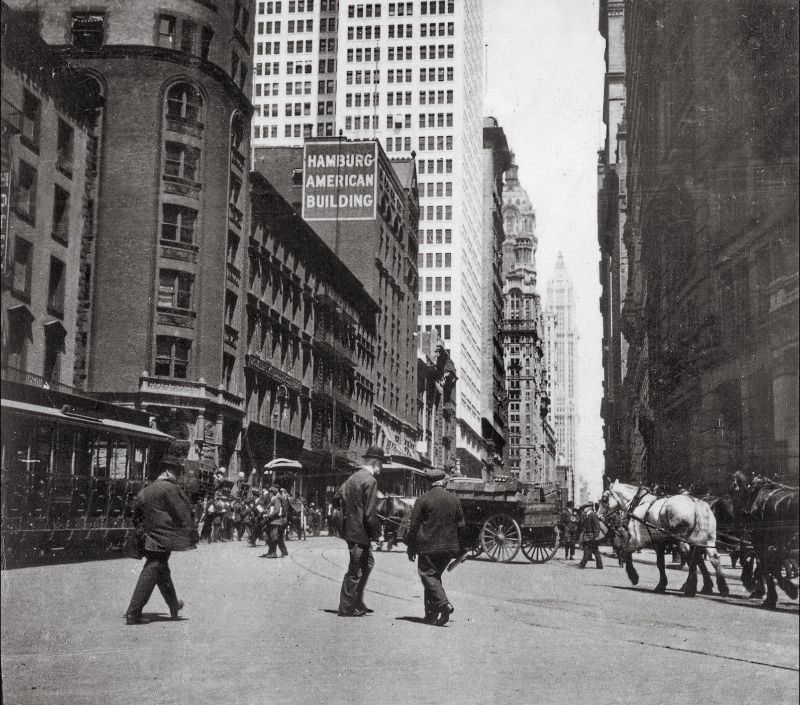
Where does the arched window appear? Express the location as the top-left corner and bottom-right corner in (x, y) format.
(165, 83), (203, 124)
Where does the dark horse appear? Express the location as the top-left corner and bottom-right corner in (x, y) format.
(730, 472), (799, 609)
(375, 494), (415, 551)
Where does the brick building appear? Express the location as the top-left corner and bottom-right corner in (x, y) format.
(254, 137), (422, 470)
(244, 170), (378, 499)
(5, 0), (257, 476)
(620, 1), (799, 490)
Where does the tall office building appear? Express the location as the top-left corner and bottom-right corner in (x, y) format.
(546, 253), (578, 474)
(501, 159), (556, 484)
(251, 0), (488, 474)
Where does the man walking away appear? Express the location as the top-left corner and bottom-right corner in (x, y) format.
(262, 486), (288, 558)
(337, 446), (384, 616)
(559, 502), (579, 560)
(578, 504), (605, 570)
(406, 478), (465, 625)
(125, 457), (198, 625)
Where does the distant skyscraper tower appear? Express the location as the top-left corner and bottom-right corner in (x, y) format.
(546, 253), (578, 475)
(251, 0), (490, 474)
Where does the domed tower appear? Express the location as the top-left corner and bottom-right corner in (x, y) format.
(10, 1), (255, 474)
(502, 155), (538, 283)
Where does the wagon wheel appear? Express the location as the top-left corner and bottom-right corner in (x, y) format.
(521, 526), (560, 563)
(480, 514), (521, 562)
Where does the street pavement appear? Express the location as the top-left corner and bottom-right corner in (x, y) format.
(2, 536), (798, 705)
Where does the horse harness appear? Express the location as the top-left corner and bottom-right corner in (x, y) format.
(609, 485), (701, 549)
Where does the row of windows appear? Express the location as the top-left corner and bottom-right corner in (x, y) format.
(421, 205), (453, 220)
(253, 122), (335, 139)
(420, 1), (455, 14)
(257, 18), (315, 34)
(345, 70), (380, 84)
(286, 39), (314, 53)
(346, 47), (380, 62)
(346, 24), (381, 40)
(347, 4), (382, 18)
(419, 181), (453, 197)
(422, 300), (452, 316)
(418, 159), (453, 174)
(345, 92), (379, 107)
(419, 66), (454, 82)
(422, 276), (452, 292)
(419, 228), (453, 244)
(384, 136), (411, 151)
(345, 115), (380, 131)
(418, 135), (453, 151)
(156, 14), (214, 61)
(418, 252), (452, 268)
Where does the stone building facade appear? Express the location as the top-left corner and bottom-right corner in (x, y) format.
(501, 159), (556, 484)
(2, 5), (100, 392)
(416, 329), (457, 474)
(480, 117), (511, 476)
(620, 1), (799, 491)
(597, 0), (629, 480)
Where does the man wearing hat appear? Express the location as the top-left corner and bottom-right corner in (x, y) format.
(125, 457), (197, 625)
(337, 446), (384, 616)
(262, 486), (288, 558)
(406, 476), (464, 625)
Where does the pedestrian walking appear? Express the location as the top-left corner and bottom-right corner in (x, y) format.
(578, 504), (605, 569)
(125, 458), (197, 625)
(337, 446), (384, 617)
(262, 486), (288, 558)
(559, 502), (579, 560)
(405, 478), (465, 625)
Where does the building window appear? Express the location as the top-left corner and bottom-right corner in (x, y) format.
(158, 14), (177, 47)
(222, 353), (235, 391)
(158, 269), (194, 310)
(165, 83), (203, 124)
(227, 231), (240, 264)
(161, 204), (198, 244)
(47, 257), (66, 316)
(21, 90), (40, 148)
(164, 142), (200, 182)
(155, 337), (191, 378)
(224, 291), (238, 326)
(52, 185), (70, 243)
(14, 161), (37, 223)
(11, 237), (32, 297)
(71, 12), (105, 49)
(181, 20), (198, 53)
(56, 119), (74, 175)
(201, 27), (214, 60)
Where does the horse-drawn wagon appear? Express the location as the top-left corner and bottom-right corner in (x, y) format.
(445, 476), (562, 563)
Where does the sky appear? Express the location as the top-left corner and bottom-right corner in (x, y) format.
(484, 0), (607, 500)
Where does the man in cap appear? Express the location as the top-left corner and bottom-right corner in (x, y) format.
(125, 457), (197, 625)
(262, 486), (288, 558)
(406, 476), (464, 625)
(337, 446), (384, 616)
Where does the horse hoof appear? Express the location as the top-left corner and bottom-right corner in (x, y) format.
(762, 600), (777, 610)
(700, 586), (714, 595)
(719, 587), (730, 598)
(654, 584), (667, 594)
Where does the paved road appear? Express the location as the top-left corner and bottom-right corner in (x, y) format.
(2, 537), (797, 705)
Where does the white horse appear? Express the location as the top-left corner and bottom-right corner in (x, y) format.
(599, 480), (729, 597)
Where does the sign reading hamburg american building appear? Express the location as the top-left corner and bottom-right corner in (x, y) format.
(301, 141), (378, 221)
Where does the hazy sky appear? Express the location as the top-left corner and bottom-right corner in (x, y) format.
(485, 0), (606, 499)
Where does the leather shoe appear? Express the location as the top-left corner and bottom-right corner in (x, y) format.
(436, 603), (454, 626)
(170, 599), (184, 620)
(125, 614), (149, 625)
(356, 604), (374, 613)
(338, 608), (368, 617)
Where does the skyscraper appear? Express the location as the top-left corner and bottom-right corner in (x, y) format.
(501, 158), (556, 484)
(251, 0), (489, 474)
(546, 253), (578, 476)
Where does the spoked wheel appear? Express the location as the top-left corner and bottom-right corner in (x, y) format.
(521, 526), (560, 563)
(480, 514), (522, 562)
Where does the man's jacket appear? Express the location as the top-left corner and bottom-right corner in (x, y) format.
(406, 486), (465, 555)
(133, 473), (197, 552)
(339, 468), (381, 545)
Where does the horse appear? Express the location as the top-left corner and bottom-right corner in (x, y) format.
(730, 472), (799, 608)
(375, 494), (415, 551)
(599, 480), (729, 598)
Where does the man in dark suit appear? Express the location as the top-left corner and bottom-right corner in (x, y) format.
(262, 486), (288, 558)
(125, 458), (198, 625)
(406, 478), (465, 625)
(578, 504), (605, 569)
(337, 446), (384, 616)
